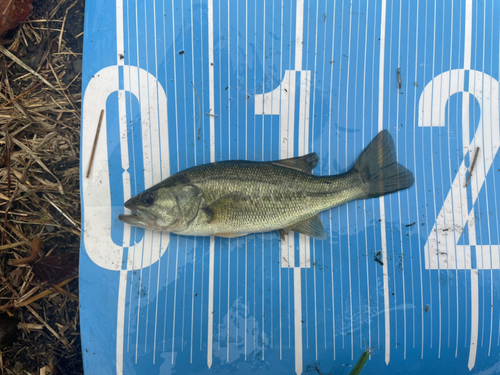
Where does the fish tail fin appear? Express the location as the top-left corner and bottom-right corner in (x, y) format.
(353, 130), (414, 199)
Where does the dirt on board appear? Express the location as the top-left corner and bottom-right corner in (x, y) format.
(0, 0), (84, 373)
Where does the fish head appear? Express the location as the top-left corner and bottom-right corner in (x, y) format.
(118, 187), (181, 231)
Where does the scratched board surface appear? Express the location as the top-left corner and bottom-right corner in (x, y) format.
(80, 0), (500, 374)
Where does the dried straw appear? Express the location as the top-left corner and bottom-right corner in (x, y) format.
(0, 0), (84, 372)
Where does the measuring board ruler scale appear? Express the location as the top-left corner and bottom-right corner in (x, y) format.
(80, 0), (500, 374)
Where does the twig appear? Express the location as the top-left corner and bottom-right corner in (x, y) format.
(0, 241), (28, 251)
(465, 147), (480, 187)
(21, 19), (64, 23)
(4, 124), (10, 199)
(47, 59), (79, 115)
(15, 277), (77, 308)
(50, 283), (78, 300)
(14, 284), (40, 305)
(26, 112), (80, 133)
(10, 137), (65, 195)
(25, 304), (69, 347)
(19, 323), (44, 331)
(86, 109), (104, 178)
(6, 89), (34, 122)
(8, 237), (41, 265)
(0, 45), (56, 90)
(64, 69), (82, 91)
(5, 220), (29, 243)
(1, 122), (11, 246)
(48, 0), (67, 20)
(397, 68), (402, 89)
(58, 0), (79, 53)
(0, 82), (43, 110)
(43, 194), (79, 228)
(1, 0), (14, 15)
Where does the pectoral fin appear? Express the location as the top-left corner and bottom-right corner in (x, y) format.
(285, 215), (327, 240)
(203, 193), (246, 223)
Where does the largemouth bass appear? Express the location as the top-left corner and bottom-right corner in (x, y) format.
(118, 130), (414, 239)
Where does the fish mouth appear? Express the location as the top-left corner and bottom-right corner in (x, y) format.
(119, 198), (144, 226)
(119, 200), (158, 230)
(118, 213), (150, 229)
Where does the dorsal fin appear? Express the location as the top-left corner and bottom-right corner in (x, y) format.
(272, 152), (320, 173)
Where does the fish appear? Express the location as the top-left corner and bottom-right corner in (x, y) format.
(118, 130), (414, 239)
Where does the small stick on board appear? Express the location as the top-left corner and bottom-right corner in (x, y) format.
(465, 147), (480, 188)
(397, 68), (402, 89)
(86, 109), (104, 178)
(191, 82), (202, 139)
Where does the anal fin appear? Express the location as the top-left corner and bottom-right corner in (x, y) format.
(285, 215), (327, 240)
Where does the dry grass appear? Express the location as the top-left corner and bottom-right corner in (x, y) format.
(0, 0), (84, 373)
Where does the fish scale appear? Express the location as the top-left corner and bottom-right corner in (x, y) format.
(180, 162), (362, 235)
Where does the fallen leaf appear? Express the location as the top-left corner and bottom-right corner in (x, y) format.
(33, 253), (78, 284)
(0, 0), (34, 37)
(9, 268), (23, 288)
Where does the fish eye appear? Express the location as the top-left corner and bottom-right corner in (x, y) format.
(140, 192), (155, 206)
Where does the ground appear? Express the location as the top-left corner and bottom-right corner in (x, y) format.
(0, 0), (85, 373)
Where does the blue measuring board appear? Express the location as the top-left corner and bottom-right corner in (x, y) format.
(80, 0), (500, 374)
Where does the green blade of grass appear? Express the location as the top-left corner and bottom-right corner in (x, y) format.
(349, 348), (374, 375)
